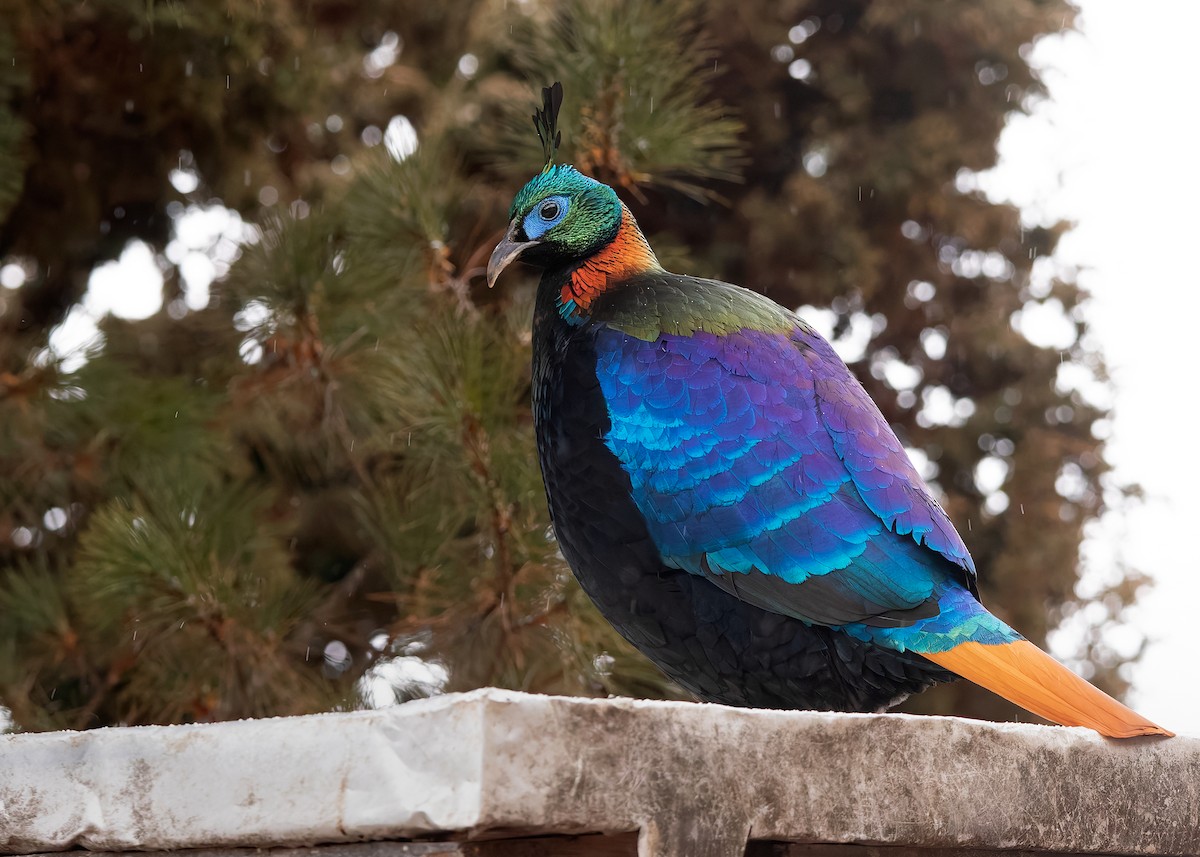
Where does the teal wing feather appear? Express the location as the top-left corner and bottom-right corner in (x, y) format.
(591, 275), (1017, 652)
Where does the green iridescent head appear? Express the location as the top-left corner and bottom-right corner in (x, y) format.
(487, 165), (622, 287)
(510, 166), (622, 254)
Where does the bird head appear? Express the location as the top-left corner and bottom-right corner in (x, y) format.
(487, 164), (622, 288)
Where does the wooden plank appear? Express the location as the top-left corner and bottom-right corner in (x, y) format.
(13, 845), (467, 857)
(463, 834), (638, 855)
(747, 843), (1065, 857)
(6, 691), (1196, 855)
(13, 837), (640, 857)
(11, 837), (1099, 857)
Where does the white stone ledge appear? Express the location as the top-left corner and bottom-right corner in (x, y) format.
(0, 689), (1194, 857)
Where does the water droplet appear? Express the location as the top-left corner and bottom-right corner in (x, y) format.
(788, 58), (812, 81)
(456, 53), (479, 79)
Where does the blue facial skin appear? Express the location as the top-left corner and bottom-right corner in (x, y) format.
(522, 194), (570, 239)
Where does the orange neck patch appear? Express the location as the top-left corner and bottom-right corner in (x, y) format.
(559, 206), (661, 316)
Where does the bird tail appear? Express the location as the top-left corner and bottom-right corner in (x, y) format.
(921, 640), (1173, 738)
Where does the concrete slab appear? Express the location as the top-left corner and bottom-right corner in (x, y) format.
(0, 689), (1194, 856)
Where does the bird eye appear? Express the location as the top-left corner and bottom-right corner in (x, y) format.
(522, 195), (568, 239)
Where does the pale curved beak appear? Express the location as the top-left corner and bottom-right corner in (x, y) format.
(487, 222), (538, 289)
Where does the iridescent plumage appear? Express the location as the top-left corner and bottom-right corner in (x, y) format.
(488, 157), (1170, 738)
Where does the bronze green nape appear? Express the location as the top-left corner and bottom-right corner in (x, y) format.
(595, 273), (811, 343)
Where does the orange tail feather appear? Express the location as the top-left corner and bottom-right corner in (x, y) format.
(921, 640), (1173, 738)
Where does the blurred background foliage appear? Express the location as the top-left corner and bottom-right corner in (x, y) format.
(0, 0), (1140, 732)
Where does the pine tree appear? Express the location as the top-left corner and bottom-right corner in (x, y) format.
(1, 0), (1139, 732)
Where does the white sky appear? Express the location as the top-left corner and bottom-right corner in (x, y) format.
(982, 0), (1200, 734)
(9, 3), (1197, 732)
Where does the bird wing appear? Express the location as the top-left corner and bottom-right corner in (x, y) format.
(593, 290), (976, 629)
(584, 277), (1171, 737)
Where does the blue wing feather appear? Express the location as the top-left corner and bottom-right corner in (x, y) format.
(810, 331), (975, 572)
(594, 318), (980, 634)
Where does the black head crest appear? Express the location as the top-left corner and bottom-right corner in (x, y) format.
(532, 81), (563, 172)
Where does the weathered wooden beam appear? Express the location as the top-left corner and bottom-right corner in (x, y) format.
(12, 839), (640, 857)
(1, 690), (1194, 857)
(8, 839), (1093, 857)
(8, 840), (1079, 857)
